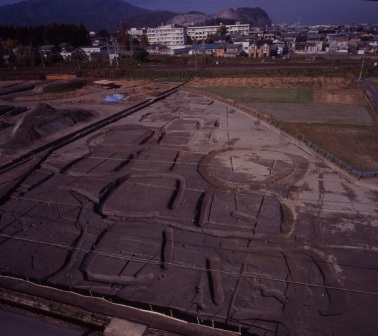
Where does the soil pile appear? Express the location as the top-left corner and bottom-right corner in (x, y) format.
(8, 103), (94, 147)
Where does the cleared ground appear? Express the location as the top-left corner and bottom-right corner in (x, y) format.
(0, 79), (177, 162)
(188, 77), (378, 172)
(0, 78), (377, 336)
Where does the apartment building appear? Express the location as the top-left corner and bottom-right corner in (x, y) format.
(187, 23), (250, 40)
(147, 25), (187, 46)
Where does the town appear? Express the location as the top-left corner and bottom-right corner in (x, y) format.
(1, 21), (378, 67)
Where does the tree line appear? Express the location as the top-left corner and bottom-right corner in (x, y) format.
(0, 23), (89, 50)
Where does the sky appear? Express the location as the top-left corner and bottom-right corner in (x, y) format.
(0, 0), (377, 25)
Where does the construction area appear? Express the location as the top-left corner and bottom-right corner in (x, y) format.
(0, 77), (377, 336)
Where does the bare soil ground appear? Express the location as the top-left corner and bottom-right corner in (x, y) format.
(11, 79), (176, 104)
(187, 76), (378, 172)
(0, 79), (178, 161)
(0, 79), (377, 336)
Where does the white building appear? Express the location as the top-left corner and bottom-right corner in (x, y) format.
(147, 25), (187, 46)
(187, 26), (219, 40)
(227, 23), (251, 34)
(187, 23), (250, 40)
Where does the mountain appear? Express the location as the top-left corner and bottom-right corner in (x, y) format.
(235, 7), (272, 26)
(169, 7), (272, 27)
(168, 11), (211, 26)
(0, 0), (271, 31)
(0, 0), (168, 31)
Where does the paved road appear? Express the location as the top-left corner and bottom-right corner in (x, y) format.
(0, 309), (83, 336)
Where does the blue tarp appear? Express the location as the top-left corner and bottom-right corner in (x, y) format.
(104, 93), (125, 102)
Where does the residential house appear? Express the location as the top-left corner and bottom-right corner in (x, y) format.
(216, 46), (226, 57)
(39, 45), (58, 58)
(263, 32), (276, 40)
(246, 28), (264, 40)
(58, 43), (74, 59)
(327, 34), (348, 53)
(242, 34), (258, 43)
(282, 36), (296, 52)
(229, 33), (245, 42)
(240, 41), (251, 54)
(271, 40), (287, 56)
(224, 44), (246, 57)
(348, 33), (362, 53)
(213, 35), (229, 43)
(249, 40), (272, 58)
(305, 40), (323, 54)
(190, 43), (227, 56)
(369, 36), (378, 54)
(306, 31), (324, 53)
(80, 45), (109, 60)
(295, 34), (308, 53)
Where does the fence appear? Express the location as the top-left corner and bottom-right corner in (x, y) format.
(183, 88), (378, 180)
(278, 124), (378, 180)
(0, 273), (244, 336)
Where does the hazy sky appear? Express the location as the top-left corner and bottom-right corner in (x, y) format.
(0, 0), (377, 25)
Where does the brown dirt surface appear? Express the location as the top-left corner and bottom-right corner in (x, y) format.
(0, 87), (377, 336)
(313, 89), (366, 105)
(0, 80), (29, 88)
(187, 76), (357, 89)
(12, 79), (176, 104)
(0, 79), (179, 162)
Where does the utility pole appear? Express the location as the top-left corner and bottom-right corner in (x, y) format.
(107, 40), (112, 66)
(359, 50), (366, 81)
(75, 50), (81, 71)
(194, 38), (198, 70)
(39, 51), (45, 67)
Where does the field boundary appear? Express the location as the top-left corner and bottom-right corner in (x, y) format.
(0, 274), (238, 336)
(183, 87), (378, 179)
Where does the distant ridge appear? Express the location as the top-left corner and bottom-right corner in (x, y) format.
(0, 0), (155, 31)
(0, 0), (272, 31)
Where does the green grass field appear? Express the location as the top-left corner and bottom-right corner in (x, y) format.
(246, 102), (373, 125)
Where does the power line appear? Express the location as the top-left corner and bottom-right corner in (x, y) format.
(47, 152), (378, 180)
(11, 192), (378, 209)
(0, 233), (377, 297)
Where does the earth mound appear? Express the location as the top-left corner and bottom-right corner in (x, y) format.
(9, 103), (94, 147)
